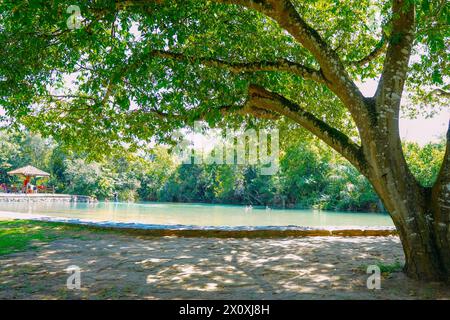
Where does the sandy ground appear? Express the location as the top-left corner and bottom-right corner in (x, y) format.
(1, 233), (450, 300)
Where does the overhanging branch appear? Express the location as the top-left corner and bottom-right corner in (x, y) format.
(150, 50), (324, 83)
(246, 84), (368, 174)
(112, 0), (373, 129)
(214, 0), (372, 130)
(90, 47), (325, 109)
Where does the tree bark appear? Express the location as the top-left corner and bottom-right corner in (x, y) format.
(363, 110), (450, 281)
(374, 178), (450, 281)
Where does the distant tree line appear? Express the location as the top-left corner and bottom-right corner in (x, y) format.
(0, 129), (444, 212)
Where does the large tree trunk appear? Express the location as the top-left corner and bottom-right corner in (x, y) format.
(390, 192), (450, 282)
(365, 121), (450, 282)
(390, 194), (450, 281)
(356, 0), (450, 281)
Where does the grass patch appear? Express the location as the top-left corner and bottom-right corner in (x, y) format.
(0, 219), (175, 257)
(0, 220), (100, 256)
(0, 219), (159, 256)
(359, 260), (404, 275)
(377, 261), (404, 274)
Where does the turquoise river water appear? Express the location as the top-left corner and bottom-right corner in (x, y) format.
(0, 201), (394, 227)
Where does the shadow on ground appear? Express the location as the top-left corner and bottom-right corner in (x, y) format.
(1, 234), (449, 299)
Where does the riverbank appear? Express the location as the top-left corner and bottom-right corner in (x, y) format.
(0, 193), (96, 203)
(1, 220), (449, 299)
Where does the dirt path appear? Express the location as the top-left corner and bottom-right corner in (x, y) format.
(1, 234), (449, 299)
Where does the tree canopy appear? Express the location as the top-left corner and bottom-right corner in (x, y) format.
(0, 0), (447, 155)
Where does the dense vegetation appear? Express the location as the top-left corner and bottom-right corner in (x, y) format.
(0, 129), (444, 212)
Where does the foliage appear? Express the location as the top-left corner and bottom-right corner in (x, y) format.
(403, 140), (446, 187)
(319, 164), (381, 211)
(1, 0), (446, 153)
(0, 130), (54, 185)
(0, 129), (446, 210)
(406, 0), (450, 117)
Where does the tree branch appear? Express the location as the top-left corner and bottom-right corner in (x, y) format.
(150, 50), (324, 83)
(246, 84), (368, 174)
(89, 47), (326, 111)
(42, 94), (98, 103)
(113, 0), (372, 129)
(213, 0), (372, 129)
(351, 33), (388, 66)
(375, 0), (415, 110)
(431, 88), (450, 98)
